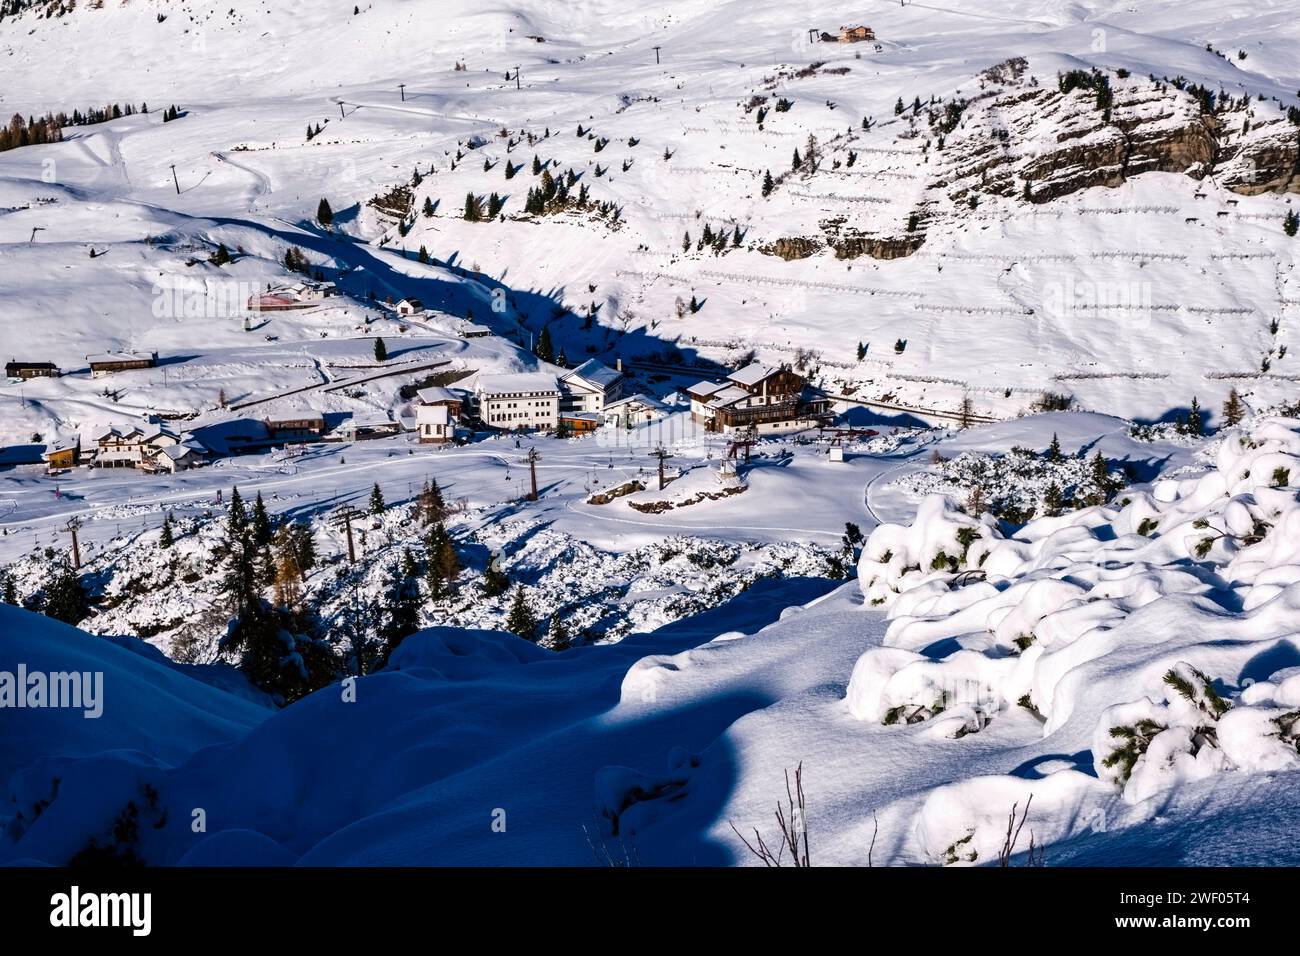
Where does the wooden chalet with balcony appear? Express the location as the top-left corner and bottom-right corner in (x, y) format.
(263, 410), (326, 442)
(687, 362), (831, 435)
(6, 361), (60, 380)
(89, 352), (158, 378)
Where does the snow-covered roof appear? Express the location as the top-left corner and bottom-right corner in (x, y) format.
(727, 362), (780, 387)
(88, 352), (156, 365)
(347, 413), (397, 429)
(706, 385), (752, 408)
(476, 372), (559, 396)
(140, 424), (181, 443)
(459, 323), (493, 335)
(416, 386), (462, 405)
(686, 380), (727, 398)
(92, 424), (145, 441)
(563, 359), (623, 391)
(41, 435), (79, 457)
(605, 393), (667, 411)
(265, 409), (325, 423)
(157, 444), (201, 461)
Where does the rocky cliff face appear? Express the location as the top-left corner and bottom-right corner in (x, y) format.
(822, 218), (926, 261)
(1216, 114), (1300, 194)
(760, 236), (822, 260)
(954, 77), (1219, 202)
(762, 60), (1299, 261)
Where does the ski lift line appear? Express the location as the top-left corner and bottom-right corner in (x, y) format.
(0, 451), (435, 533)
(0, 443), (733, 537)
(328, 94), (507, 130)
(562, 498), (839, 539)
(227, 358), (452, 411)
(615, 268), (924, 300)
(811, 387), (998, 425)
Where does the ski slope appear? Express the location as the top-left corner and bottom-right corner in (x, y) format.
(3, 414), (1300, 866)
(1, 0), (1299, 449)
(2, 0), (1300, 869)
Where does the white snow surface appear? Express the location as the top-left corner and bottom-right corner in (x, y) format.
(2, 0), (1300, 449)
(3, 414), (1300, 865)
(2, 0), (1300, 868)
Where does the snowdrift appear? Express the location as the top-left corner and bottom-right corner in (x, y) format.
(0, 619), (613, 865)
(0, 605), (272, 861)
(0, 605), (269, 777)
(849, 416), (1300, 859)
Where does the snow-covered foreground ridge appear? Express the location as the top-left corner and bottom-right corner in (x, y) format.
(2, 0), (1300, 448)
(850, 415), (1300, 860)
(4, 419), (1300, 866)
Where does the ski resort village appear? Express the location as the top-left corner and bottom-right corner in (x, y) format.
(0, 0), (1299, 883)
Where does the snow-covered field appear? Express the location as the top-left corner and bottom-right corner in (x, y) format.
(2, 0), (1299, 449)
(2, 0), (1300, 870)
(4, 411), (1300, 866)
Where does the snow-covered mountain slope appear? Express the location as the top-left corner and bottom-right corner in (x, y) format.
(0, 403), (1192, 663)
(848, 412), (1300, 861)
(0, 600), (267, 811)
(2, 0), (1299, 869)
(1, 0), (1298, 449)
(4, 413), (1300, 866)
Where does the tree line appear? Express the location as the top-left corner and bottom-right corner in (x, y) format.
(0, 103), (180, 155)
(0, 476), (574, 706)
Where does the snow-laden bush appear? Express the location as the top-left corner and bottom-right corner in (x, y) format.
(1095, 661), (1300, 803)
(890, 446), (1123, 518)
(846, 646), (1016, 737)
(913, 770), (1107, 866)
(856, 495), (995, 606)
(849, 416), (1300, 744)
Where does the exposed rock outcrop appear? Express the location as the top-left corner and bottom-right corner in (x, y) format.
(943, 77), (1219, 203)
(1217, 116), (1300, 194)
(822, 217), (926, 260)
(769, 61), (1299, 263)
(759, 236), (822, 260)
